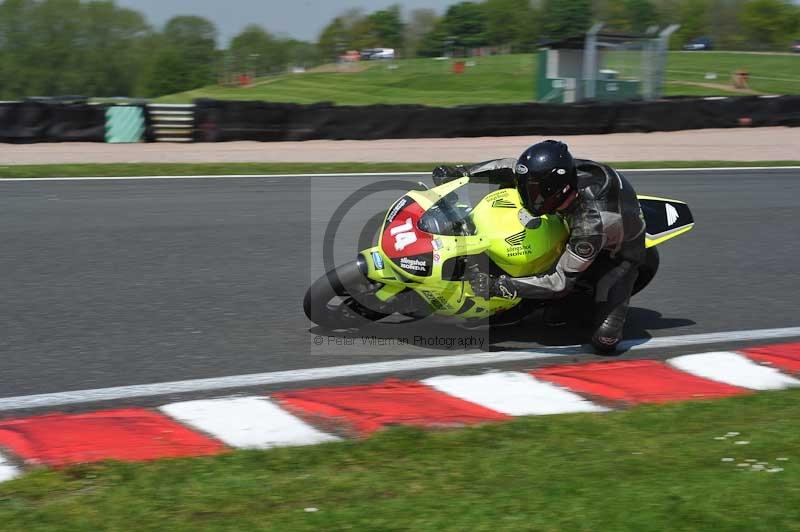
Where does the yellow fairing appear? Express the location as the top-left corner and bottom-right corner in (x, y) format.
(645, 225), (694, 248)
(471, 188), (568, 276)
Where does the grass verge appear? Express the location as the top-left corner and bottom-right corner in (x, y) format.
(1, 161), (799, 179)
(0, 390), (798, 531)
(156, 52), (800, 106)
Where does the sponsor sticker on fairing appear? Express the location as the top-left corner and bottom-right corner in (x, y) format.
(386, 197), (409, 224)
(371, 251), (384, 270)
(491, 198), (516, 208)
(505, 231), (526, 247)
(504, 230), (532, 257)
(399, 257), (427, 272)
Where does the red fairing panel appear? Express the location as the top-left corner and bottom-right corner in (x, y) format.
(381, 198), (432, 259)
(381, 197), (434, 277)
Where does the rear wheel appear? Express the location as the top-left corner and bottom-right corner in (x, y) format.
(303, 261), (390, 329)
(633, 247), (659, 295)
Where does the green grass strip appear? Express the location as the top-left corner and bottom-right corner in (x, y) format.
(0, 389), (799, 531)
(156, 52), (800, 106)
(1, 161), (798, 179)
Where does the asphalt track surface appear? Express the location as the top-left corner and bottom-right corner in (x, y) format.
(2, 169), (799, 408)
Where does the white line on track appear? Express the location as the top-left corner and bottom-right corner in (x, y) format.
(1, 167), (799, 182)
(0, 326), (798, 412)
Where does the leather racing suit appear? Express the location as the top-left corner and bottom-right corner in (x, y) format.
(460, 157), (647, 350)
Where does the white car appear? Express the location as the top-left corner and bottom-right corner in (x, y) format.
(683, 37), (713, 51)
(369, 48), (395, 60)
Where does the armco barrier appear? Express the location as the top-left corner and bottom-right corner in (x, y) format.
(0, 100), (106, 143)
(192, 95), (800, 142)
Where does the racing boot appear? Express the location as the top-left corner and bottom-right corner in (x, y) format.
(590, 260), (638, 355)
(591, 298), (629, 354)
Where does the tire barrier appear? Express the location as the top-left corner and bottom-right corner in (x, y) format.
(192, 95), (800, 142)
(105, 106), (146, 143)
(146, 104), (196, 142)
(0, 100), (107, 143)
(2, 95), (798, 143)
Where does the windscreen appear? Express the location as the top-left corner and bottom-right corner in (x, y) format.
(417, 190), (476, 237)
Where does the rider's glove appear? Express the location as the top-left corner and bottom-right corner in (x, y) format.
(469, 272), (518, 300)
(432, 165), (468, 186)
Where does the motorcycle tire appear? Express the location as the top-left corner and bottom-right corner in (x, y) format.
(303, 261), (390, 329)
(633, 247), (659, 296)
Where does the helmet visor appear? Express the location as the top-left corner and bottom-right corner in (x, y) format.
(521, 179), (566, 216)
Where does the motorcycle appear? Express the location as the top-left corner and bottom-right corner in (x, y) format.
(304, 175), (694, 330)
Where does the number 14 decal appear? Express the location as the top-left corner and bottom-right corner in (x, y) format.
(390, 218), (417, 251)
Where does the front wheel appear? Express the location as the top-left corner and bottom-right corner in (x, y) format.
(303, 261), (390, 329)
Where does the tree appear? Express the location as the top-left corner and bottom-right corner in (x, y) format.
(709, 0), (749, 50)
(593, 0), (629, 30)
(518, 3), (545, 50)
(671, 0), (713, 49)
(0, 0), (323, 99)
(416, 18), (450, 57)
(78, 2), (151, 96)
(143, 45), (187, 97)
(229, 25), (288, 77)
(442, 2), (489, 49)
(540, 0), (592, 39)
(484, 0), (537, 50)
(739, 0), (800, 49)
(348, 13), (379, 50)
(317, 6), (404, 59)
(0, 0), (41, 98)
(0, 0), (152, 99)
(160, 16), (217, 88)
(594, 0), (660, 33)
(625, 0), (659, 32)
(27, 0), (86, 95)
(143, 15), (217, 95)
(284, 39), (320, 68)
(367, 5), (405, 50)
(317, 16), (349, 61)
(405, 8), (439, 57)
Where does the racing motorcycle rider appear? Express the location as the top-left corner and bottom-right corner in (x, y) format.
(432, 140), (646, 353)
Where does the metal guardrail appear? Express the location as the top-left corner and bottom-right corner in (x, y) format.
(147, 103), (195, 142)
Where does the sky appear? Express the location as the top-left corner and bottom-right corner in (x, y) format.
(114, 0), (458, 45)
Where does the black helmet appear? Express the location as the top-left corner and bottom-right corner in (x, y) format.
(515, 140), (577, 216)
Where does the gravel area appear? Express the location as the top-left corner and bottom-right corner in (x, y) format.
(1, 127), (798, 165)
